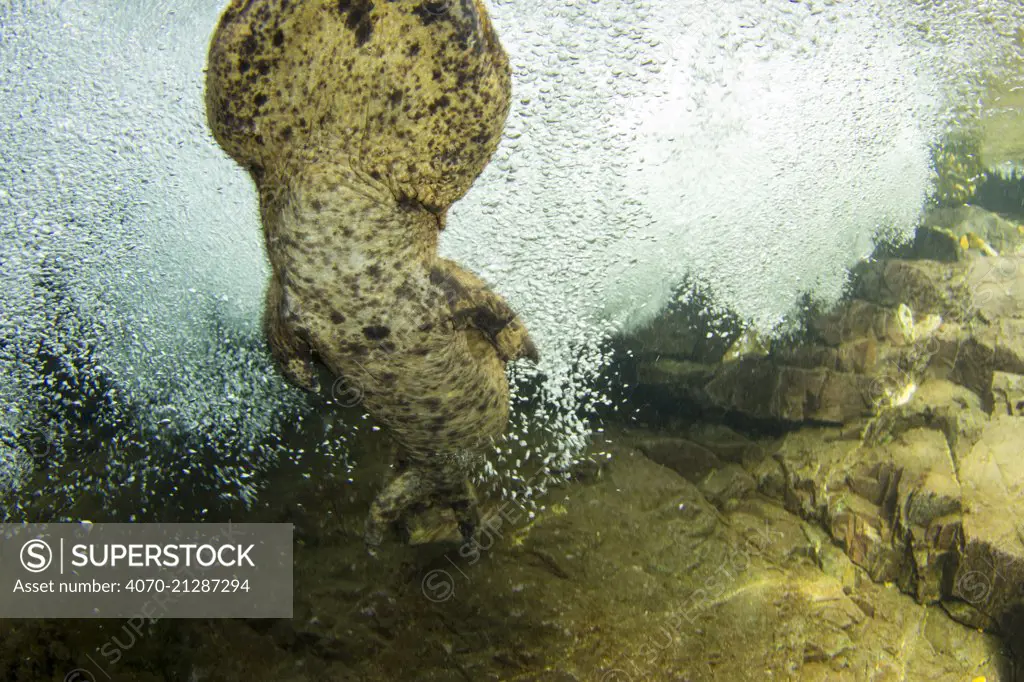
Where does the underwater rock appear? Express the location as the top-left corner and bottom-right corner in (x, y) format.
(928, 261), (1024, 409)
(924, 205), (1024, 258)
(810, 299), (915, 348)
(852, 258), (972, 316)
(755, 397), (1024, 633)
(630, 234), (1024, 431)
(638, 318), (939, 426)
(293, 448), (1009, 680)
(888, 429), (963, 603)
(622, 215), (1024, 635)
(704, 360), (877, 424)
(770, 426), (952, 593)
(963, 255), (1024, 321)
(509, 452), (1008, 681)
(953, 416), (1024, 627)
(684, 422), (768, 466)
(862, 379), (988, 460)
(632, 358), (717, 410)
(629, 277), (956, 427)
(5, 429), (1011, 680)
(982, 320), (1024, 374)
(696, 463), (756, 509)
(204, 0), (537, 546)
(992, 371), (1024, 416)
(633, 434), (723, 483)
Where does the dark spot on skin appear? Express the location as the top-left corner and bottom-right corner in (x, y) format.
(388, 90), (404, 106)
(413, 2), (451, 26)
(330, 311), (346, 324)
(254, 93), (268, 107)
(396, 194), (420, 212)
(363, 325), (391, 340)
(467, 307), (511, 338)
(239, 60), (251, 74)
(430, 269), (468, 309)
(354, 20), (373, 46)
(272, 30), (284, 47)
(242, 34), (258, 56)
(281, 125), (293, 141)
(407, 42), (421, 57)
(367, 264), (382, 279)
(337, 0), (375, 47)
(477, 400), (488, 412)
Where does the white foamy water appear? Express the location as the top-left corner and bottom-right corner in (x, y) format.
(1, 0), (1021, 505)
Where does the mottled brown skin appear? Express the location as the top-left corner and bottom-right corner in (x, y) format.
(205, 0), (537, 547)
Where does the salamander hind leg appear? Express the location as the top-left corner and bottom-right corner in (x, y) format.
(445, 478), (481, 545)
(429, 259), (539, 363)
(365, 465), (429, 552)
(365, 453), (482, 551)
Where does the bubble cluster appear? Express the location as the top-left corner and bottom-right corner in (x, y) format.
(446, 0), (1024, 491)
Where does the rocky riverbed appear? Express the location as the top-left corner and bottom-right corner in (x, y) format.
(619, 198), (1024, 679)
(2, 434), (1012, 682)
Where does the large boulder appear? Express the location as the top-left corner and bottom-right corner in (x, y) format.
(757, 391), (1024, 635)
(953, 417), (1024, 628)
(616, 207), (1024, 653)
